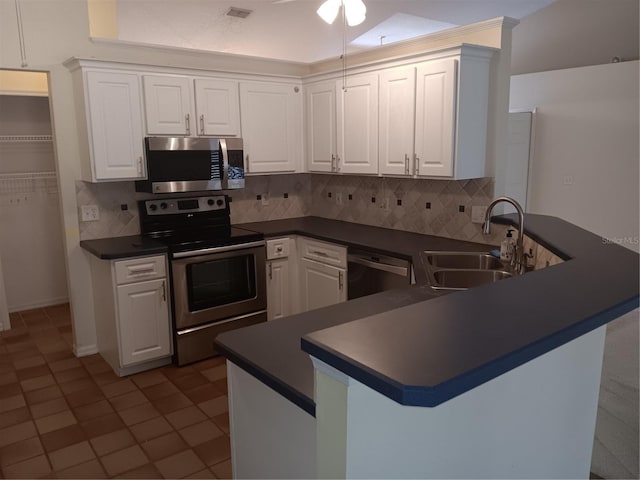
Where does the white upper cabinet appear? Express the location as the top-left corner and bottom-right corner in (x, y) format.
(84, 71), (145, 181)
(306, 81), (337, 173)
(336, 73), (379, 175)
(143, 75), (241, 137)
(414, 58), (457, 177)
(143, 75), (193, 135)
(194, 78), (241, 137)
(379, 66), (417, 176)
(239, 81), (303, 173)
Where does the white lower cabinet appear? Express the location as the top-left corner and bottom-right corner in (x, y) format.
(298, 237), (347, 312)
(90, 254), (173, 376)
(267, 259), (291, 321)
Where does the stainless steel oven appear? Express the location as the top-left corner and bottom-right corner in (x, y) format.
(171, 242), (267, 365)
(139, 195), (267, 365)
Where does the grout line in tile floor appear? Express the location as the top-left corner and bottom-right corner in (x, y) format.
(0, 304), (232, 479)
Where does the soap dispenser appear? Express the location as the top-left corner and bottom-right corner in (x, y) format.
(500, 230), (515, 262)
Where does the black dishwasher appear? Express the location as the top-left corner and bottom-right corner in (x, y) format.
(347, 249), (413, 300)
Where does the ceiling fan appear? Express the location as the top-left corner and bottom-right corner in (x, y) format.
(273, 0), (367, 26)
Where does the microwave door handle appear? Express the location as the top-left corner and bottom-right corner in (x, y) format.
(220, 138), (229, 190)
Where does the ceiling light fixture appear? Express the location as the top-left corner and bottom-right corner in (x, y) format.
(317, 0), (366, 27)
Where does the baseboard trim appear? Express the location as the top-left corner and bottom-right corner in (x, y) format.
(73, 344), (98, 357)
(8, 297), (69, 313)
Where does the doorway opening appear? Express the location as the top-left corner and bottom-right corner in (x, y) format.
(0, 69), (69, 334)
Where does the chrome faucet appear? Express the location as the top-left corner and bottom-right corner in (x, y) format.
(483, 196), (527, 274)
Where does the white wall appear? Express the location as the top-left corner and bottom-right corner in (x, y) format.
(510, 60), (639, 479)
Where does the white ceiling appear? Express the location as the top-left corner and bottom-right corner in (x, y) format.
(115, 0), (555, 64)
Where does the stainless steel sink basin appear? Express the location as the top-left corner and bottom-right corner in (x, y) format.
(422, 250), (516, 290)
(424, 251), (505, 270)
(431, 269), (513, 290)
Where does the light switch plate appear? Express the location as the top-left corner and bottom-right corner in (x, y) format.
(261, 194), (269, 206)
(81, 205), (100, 222)
(471, 205), (488, 224)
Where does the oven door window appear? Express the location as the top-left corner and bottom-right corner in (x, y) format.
(186, 254), (257, 311)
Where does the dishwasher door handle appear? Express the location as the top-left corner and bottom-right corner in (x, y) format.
(347, 255), (409, 277)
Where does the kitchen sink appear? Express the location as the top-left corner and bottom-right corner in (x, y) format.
(431, 269), (513, 290)
(424, 252), (505, 270)
(422, 250), (515, 290)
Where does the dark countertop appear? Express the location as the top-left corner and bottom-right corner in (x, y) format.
(216, 214), (639, 415)
(80, 235), (168, 260)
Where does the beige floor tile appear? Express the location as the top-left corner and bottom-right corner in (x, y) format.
(140, 431), (189, 462)
(48, 440), (95, 471)
(0, 420), (37, 449)
(198, 396), (228, 418)
(210, 458), (233, 480)
(53, 458), (107, 479)
(118, 402), (161, 426)
(154, 449), (207, 479)
(29, 397), (69, 420)
(193, 436), (231, 467)
(179, 420), (223, 448)
(90, 428), (136, 456)
(34, 410), (77, 435)
(1, 453), (51, 479)
(166, 406), (208, 430)
(129, 416), (173, 443)
(0, 436), (44, 467)
(100, 444), (149, 477)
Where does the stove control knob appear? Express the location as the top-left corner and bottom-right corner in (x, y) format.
(216, 199), (224, 207)
(207, 198), (215, 206)
(160, 202), (168, 210)
(149, 204), (157, 211)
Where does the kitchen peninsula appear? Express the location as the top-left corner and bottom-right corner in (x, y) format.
(215, 213), (639, 479)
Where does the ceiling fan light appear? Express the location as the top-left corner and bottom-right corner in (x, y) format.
(317, 0), (341, 24)
(343, 0), (366, 26)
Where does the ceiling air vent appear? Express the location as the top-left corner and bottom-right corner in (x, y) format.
(226, 7), (253, 19)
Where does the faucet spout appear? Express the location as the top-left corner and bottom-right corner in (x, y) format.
(483, 196), (526, 273)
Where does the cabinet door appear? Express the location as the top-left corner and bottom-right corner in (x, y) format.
(116, 278), (171, 366)
(306, 81), (337, 173)
(336, 73), (379, 175)
(414, 58), (457, 177)
(299, 258), (346, 312)
(143, 75), (194, 135)
(379, 66), (416, 176)
(85, 71), (145, 180)
(267, 259), (290, 321)
(240, 82), (303, 173)
(194, 78), (241, 137)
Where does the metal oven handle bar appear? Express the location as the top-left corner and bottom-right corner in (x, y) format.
(172, 240), (266, 259)
(176, 309), (268, 335)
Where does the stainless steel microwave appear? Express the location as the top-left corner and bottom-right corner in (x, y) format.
(135, 137), (245, 194)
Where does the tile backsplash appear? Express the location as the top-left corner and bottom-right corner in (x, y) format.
(77, 174), (506, 245)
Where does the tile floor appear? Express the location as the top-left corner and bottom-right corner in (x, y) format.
(0, 304), (232, 479)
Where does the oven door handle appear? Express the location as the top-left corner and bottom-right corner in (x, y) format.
(172, 240), (266, 258)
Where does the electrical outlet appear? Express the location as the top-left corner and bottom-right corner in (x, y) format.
(81, 205), (100, 222)
(336, 192), (343, 205)
(261, 194), (269, 206)
(471, 205), (488, 224)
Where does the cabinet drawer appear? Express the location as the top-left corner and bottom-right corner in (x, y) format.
(114, 255), (166, 285)
(266, 237), (291, 260)
(299, 237), (346, 268)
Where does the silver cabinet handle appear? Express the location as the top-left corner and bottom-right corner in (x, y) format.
(161, 280), (166, 302)
(336, 155), (341, 173)
(268, 261), (273, 280)
(185, 113), (191, 135)
(200, 114), (205, 135)
(404, 154), (410, 175)
(331, 154), (336, 172)
(338, 270), (344, 290)
(137, 156), (143, 175)
(414, 153), (419, 176)
(245, 154), (250, 173)
(310, 250), (329, 257)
